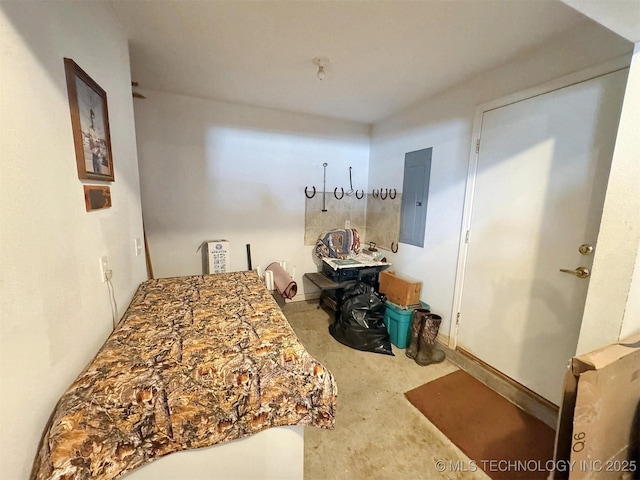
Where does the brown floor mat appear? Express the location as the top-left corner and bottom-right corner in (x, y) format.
(405, 370), (556, 479)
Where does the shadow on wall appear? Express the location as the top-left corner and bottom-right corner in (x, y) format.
(454, 70), (627, 406)
(367, 23), (631, 350)
(137, 93), (370, 233)
(134, 90), (371, 277)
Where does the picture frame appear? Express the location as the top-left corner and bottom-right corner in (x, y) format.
(83, 185), (112, 212)
(64, 58), (114, 182)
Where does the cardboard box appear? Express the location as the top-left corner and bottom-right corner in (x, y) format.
(552, 332), (640, 479)
(379, 270), (422, 306)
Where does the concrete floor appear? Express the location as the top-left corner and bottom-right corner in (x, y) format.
(282, 300), (491, 480)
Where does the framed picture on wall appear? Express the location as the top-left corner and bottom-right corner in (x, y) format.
(64, 58), (114, 182)
(83, 185), (112, 212)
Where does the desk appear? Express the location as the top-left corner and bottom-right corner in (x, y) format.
(321, 256), (390, 288)
(304, 256), (390, 314)
(303, 272), (354, 311)
(304, 272), (354, 291)
(321, 256), (391, 273)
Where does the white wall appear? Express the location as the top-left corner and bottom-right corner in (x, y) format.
(368, 20), (632, 338)
(620, 244), (640, 340)
(578, 41), (640, 350)
(0, 2), (147, 478)
(133, 90), (370, 298)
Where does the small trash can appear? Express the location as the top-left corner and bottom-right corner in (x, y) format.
(383, 301), (430, 349)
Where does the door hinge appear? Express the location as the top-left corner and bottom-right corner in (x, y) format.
(476, 138), (481, 154)
(456, 312), (461, 325)
(465, 230), (470, 243)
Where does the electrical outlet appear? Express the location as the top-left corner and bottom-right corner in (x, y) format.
(99, 255), (109, 282)
(134, 237), (143, 257)
(345, 220), (351, 229)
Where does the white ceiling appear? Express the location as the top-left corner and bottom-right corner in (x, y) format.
(109, 0), (597, 124)
(561, 0), (640, 43)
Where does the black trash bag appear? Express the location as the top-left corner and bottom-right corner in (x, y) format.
(328, 281), (394, 356)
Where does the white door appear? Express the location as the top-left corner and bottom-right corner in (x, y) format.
(456, 69), (627, 406)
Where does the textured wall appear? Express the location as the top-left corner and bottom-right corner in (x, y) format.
(133, 89), (370, 298)
(368, 20), (632, 339)
(304, 194), (368, 246)
(365, 192), (402, 253)
(578, 42), (640, 352)
(0, 2), (147, 477)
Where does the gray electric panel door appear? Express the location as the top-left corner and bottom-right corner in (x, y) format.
(399, 148), (432, 247)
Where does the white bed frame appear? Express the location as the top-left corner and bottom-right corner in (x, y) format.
(125, 426), (304, 479)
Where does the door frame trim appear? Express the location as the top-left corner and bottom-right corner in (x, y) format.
(447, 54), (631, 349)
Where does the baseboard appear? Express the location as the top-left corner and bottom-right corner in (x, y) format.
(266, 287), (321, 305)
(295, 292), (321, 302)
(439, 343), (559, 429)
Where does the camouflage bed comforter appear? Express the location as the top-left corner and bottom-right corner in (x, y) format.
(31, 271), (337, 480)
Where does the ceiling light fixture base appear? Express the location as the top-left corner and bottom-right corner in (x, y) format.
(313, 57), (330, 81)
(312, 57), (329, 68)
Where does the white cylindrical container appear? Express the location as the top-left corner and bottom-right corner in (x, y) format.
(265, 270), (274, 291)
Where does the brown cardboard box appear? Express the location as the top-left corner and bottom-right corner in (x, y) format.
(552, 332), (640, 479)
(379, 270), (422, 306)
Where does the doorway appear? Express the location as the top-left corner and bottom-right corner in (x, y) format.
(454, 68), (627, 405)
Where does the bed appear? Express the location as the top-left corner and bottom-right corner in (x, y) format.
(31, 271), (337, 480)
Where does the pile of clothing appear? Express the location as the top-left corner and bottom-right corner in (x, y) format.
(315, 228), (360, 259)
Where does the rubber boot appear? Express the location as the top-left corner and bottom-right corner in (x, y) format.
(406, 308), (430, 359)
(415, 314), (446, 366)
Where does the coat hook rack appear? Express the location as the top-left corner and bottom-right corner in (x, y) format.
(334, 187), (344, 200)
(380, 188), (388, 200)
(372, 189), (380, 198)
(391, 241), (398, 253)
(389, 188), (397, 199)
(305, 186), (316, 198)
(355, 189), (365, 199)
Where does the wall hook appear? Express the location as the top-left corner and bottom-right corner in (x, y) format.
(372, 189), (380, 198)
(334, 187), (344, 200)
(346, 167), (354, 195)
(355, 189), (365, 199)
(322, 163), (328, 212)
(380, 188), (388, 200)
(391, 241), (398, 253)
(389, 188), (397, 199)
(305, 186), (316, 198)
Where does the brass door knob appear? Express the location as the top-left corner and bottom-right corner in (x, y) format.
(578, 244), (594, 255)
(559, 267), (590, 279)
